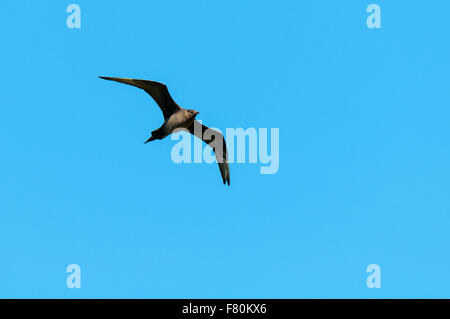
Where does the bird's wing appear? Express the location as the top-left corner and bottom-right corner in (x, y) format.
(187, 120), (230, 186)
(99, 76), (181, 120)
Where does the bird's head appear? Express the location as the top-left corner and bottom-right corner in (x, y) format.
(186, 109), (200, 118)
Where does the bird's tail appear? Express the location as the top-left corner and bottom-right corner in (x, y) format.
(144, 127), (165, 144)
(144, 136), (156, 144)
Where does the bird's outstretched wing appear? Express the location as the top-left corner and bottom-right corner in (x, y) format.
(187, 120), (230, 186)
(99, 76), (181, 120)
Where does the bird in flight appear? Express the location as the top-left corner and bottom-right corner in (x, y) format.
(99, 76), (230, 186)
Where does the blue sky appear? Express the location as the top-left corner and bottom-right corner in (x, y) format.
(0, 0), (449, 298)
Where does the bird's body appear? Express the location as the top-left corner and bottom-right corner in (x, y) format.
(99, 76), (230, 185)
(165, 109), (197, 135)
(148, 109), (198, 142)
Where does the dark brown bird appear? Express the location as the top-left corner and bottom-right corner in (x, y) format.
(99, 76), (230, 185)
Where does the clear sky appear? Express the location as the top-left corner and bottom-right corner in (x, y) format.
(1, 0), (449, 298)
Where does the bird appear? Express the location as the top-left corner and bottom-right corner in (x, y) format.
(99, 76), (230, 186)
